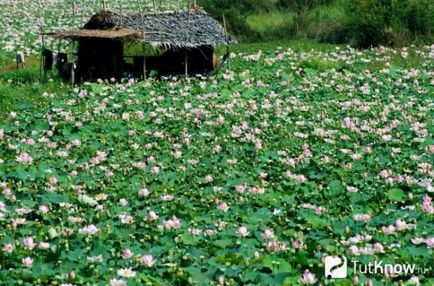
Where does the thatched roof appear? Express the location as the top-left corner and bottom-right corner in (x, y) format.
(51, 9), (237, 48)
(46, 28), (141, 40)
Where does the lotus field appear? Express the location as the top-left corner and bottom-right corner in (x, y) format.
(1, 2), (434, 285)
(0, 44), (433, 285)
(0, 0), (184, 57)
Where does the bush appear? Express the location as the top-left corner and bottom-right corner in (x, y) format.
(345, 0), (434, 47)
(198, 0), (433, 46)
(305, 0), (349, 43)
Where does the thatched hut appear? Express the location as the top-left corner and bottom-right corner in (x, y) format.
(45, 9), (237, 81)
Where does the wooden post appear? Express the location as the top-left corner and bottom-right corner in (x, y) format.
(137, 0), (146, 80)
(223, 14), (230, 70)
(71, 63), (75, 86)
(39, 0), (45, 79)
(185, 2), (192, 77)
(42, 34), (46, 78)
(184, 50), (188, 76)
(143, 56), (147, 80)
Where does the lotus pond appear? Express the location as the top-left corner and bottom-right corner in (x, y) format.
(0, 22), (433, 286)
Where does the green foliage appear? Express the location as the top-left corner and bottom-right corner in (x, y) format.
(305, 0), (350, 43)
(345, 0), (434, 47)
(246, 11), (297, 40)
(0, 43), (433, 284)
(197, 0), (262, 41)
(387, 189), (405, 202)
(200, 0), (433, 46)
(0, 64), (68, 121)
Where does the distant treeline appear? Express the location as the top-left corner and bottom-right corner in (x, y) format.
(198, 0), (434, 47)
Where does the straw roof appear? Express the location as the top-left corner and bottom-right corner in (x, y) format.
(52, 9), (237, 48)
(46, 28), (140, 40)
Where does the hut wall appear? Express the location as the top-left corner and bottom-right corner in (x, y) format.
(76, 39), (124, 81)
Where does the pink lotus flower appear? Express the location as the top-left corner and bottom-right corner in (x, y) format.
(162, 195), (173, 201)
(38, 204), (49, 214)
(237, 226), (249, 237)
(150, 166), (160, 174)
(292, 238), (305, 249)
(300, 269), (317, 284)
(133, 162), (146, 170)
(16, 152), (33, 164)
(92, 151), (107, 164)
(48, 177), (57, 184)
(373, 242), (384, 253)
(218, 202), (230, 212)
(315, 206), (324, 215)
(266, 240), (286, 252)
(23, 237), (36, 250)
(382, 225), (396, 234)
(122, 248), (133, 259)
(422, 195), (434, 214)
(117, 267), (136, 278)
(2, 188), (11, 196)
(189, 228), (202, 235)
(147, 211), (159, 221)
(411, 237), (425, 245)
(110, 279), (127, 286)
(119, 214), (134, 225)
(213, 145), (222, 153)
(2, 243), (13, 253)
(140, 254), (156, 267)
(379, 169), (391, 178)
(346, 186), (359, 193)
(255, 140), (263, 150)
(161, 216), (182, 230)
(79, 224), (99, 235)
(136, 111), (144, 120)
(22, 256), (33, 268)
(38, 242), (50, 250)
(138, 188), (150, 197)
(395, 219), (408, 230)
(262, 229), (275, 239)
(353, 213), (371, 223)
(235, 185), (245, 193)
(364, 146), (372, 153)
(204, 175), (213, 183)
(302, 143), (312, 157)
(408, 276), (420, 286)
